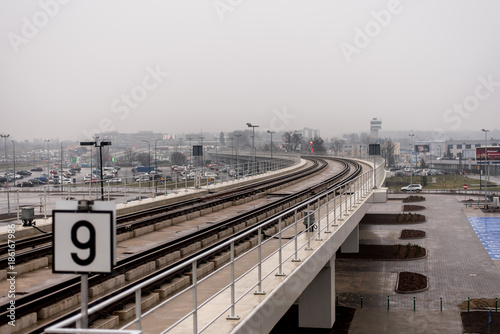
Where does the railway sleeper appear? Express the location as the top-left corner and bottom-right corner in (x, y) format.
(0, 312), (37, 333)
(112, 292), (160, 322)
(0, 256), (49, 279)
(184, 261), (215, 283)
(125, 261), (156, 282)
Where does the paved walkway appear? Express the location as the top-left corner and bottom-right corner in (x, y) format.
(335, 194), (500, 333)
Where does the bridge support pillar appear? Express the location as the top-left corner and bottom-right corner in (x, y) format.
(341, 224), (359, 253)
(298, 255), (335, 328)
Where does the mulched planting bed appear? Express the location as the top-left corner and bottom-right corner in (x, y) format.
(360, 213), (426, 225)
(400, 229), (426, 239)
(336, 244), (426, 260)
(270, 305), (356, 334)
(402, 204), (425, 211)
(402, 195), (425, 203)
(396, 271), (427, 292)
(461, 311), (500, 333)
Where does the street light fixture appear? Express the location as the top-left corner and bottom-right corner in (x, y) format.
(199, 136), (205, 171)
(482, 129), (489, 209)
(267, 130), (275, 158)
(1, 134), (10, 214)
(141, 140), (151, 172)
(214, 137), (218, 164)
(234, 134), (241, 176)
(11, 141), (16, 188)
(187, 137), (193, 167)
(409, 134), (414, 185)
(60, 141), (66, 193)
(80, 139), (111, 201)
(246, 123), (259, 172)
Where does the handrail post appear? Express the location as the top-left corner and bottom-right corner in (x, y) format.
(192, 261), (198, 332)
(255, 227), (266, 294)
(292, 209), (301, 262)
(338, 190), (344, 221)
(135, 288), (142, 331)
(227, 241), (240, 320)
(276, 217), (286, 276)
(325, 192), (331, 233)
(306, 204), (313, 250)
(316, 198), (322, 240)
(333, 190), (338, 226)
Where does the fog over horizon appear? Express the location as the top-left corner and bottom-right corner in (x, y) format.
(1, 0), (499, 143)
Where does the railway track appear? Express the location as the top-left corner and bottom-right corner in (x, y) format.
(0, 157), (364, 332)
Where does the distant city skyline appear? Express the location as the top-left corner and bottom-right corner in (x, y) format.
(1, 1), (499, 142)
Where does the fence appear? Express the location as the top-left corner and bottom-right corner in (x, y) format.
(44, 157), (385, 333)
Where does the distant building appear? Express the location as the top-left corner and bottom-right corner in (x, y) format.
(302, 127), (320, 139)
(445, 139), (499, 159)
(370, 118), (382, 139)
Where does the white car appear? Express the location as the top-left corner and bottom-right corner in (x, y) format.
(401, 184), (422, 193)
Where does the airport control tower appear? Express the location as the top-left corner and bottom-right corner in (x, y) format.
(370, 118), (382, 139)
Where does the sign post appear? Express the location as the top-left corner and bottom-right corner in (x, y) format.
(53, 200), (116, 329)
(463, 184), (468, 203)
(369, 144), (381, 189)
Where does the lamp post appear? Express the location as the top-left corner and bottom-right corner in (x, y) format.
(1, 134), (10, 214)
(235, 134), (241, 177)
(482, 129), (489, 209)
(59, 141), (66, 193)
(154, 139), (163, 172)
(246, 123), (259, 172)
(11, 141), (16, 188)
(214, 137), (218, 163)
(140, 140), (151, 173)
(80, 140), (111, 201)
(187, 137), (193, 166)
(199, 136), (205, 172)
(409, 134), (414, 185)
(267, 130), (275, 158)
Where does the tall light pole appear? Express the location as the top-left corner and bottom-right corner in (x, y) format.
(60, 141), (66, 193)
(154, 138), (164, 172)
(409, 134), (414, 185)
(482, 129), (489, 209)
(44, 139), (50, 176)
(267, 130), (275, 158)
(235, 134), (241, 176)
(141, 140), (151, 172)
(11, 141), (16, 187)
(199, 136), (205, 171)
(246, 123), (259, 172)
(214, 137), (218, 163)
(187, 137), (193, 166)
(1, 134), (10, 214)
(80, 139), (111, 201)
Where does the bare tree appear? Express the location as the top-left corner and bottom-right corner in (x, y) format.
(171, 152), (187, 165)
(282, 131), (302, 152)
(381, 138), (397, 167)
(330, 139), (345, 156)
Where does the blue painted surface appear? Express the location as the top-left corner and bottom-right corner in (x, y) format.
(468, 217), (500, 259)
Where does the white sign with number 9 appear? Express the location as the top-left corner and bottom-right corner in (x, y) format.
(53, 211), (113, 274)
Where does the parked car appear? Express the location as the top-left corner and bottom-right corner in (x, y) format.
(401, 184), (423, 193)
(18, 170), (32, 176)
(31, 167), (43, 172)
(126, 196), (149, 202)
(106, 178), (122, 183)
(16, 181), (33, 187)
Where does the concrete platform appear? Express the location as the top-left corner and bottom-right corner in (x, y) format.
(336, 194), (500, 333)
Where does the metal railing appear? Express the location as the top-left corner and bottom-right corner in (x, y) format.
(44, 157), (385, 334)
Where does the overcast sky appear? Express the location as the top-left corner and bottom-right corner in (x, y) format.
(1, 0), (499, 142)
